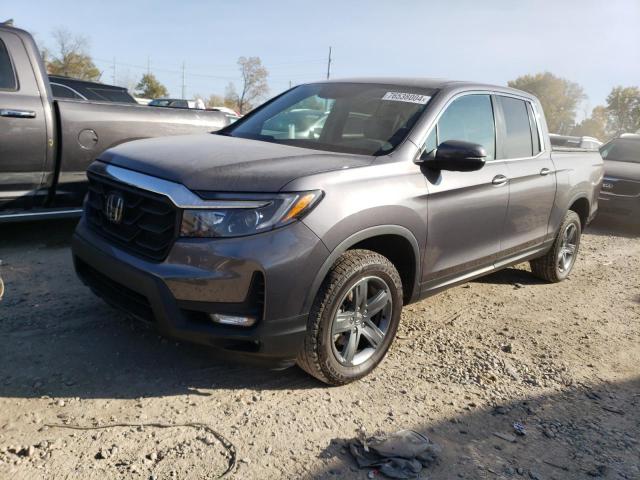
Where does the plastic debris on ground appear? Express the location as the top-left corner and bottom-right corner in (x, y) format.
(513, 422), (527, 436)
(349, 428), (439, 479)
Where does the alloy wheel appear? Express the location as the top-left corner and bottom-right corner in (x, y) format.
(558, 223), (578, 273)
(331, 276), (393, 366)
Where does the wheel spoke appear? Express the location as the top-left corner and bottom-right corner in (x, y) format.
(342, 329), (360, 364)
(366, 289), (389, 317)
(333, 311), (353, 334)
(362, 319), (384, 348)
(353, 280), (368, 310)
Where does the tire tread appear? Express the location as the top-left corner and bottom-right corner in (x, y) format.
(296, 249), (402, 385)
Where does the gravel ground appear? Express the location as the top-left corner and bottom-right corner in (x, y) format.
(0, 218), (638, 479)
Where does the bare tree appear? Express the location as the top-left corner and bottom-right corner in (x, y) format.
(225, 57), (269, 114)
(45, 28), (101, 81)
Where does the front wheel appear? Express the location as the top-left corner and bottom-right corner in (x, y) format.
(530, 210), (582, 283)
(296, 249), (403, 385)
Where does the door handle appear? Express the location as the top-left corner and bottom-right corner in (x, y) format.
(492, 174), (508, 186)
(540, 168), (551, 176)
(0, 109), (36, 118)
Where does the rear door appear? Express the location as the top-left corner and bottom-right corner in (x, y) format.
(422, 93), (510, 290)
(0, 30), (47, 209)
(495, 95), (556, 258)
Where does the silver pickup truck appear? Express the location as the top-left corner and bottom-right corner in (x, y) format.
(71, 78), (604, 385)
(0, 25), (228, 221)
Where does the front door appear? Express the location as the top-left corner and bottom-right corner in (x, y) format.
(0, 30), (47, 209)
(421, 94), (510, 291)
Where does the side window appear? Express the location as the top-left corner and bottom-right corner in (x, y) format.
(424, 128), (437, 154)
(437, 94), (496, 161)
(0, 39), (17, 90)
(498, 96), (534, 158)
(526, 102), (541, 155)
(51, 83), (84, 100)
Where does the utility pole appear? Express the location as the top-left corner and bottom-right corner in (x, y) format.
(289, 80), (292, 89)
(147, 55), (150, 75)
(181, 62), (186, 99)
(326, 46), (332, 80)
(112, 57), (116, 84)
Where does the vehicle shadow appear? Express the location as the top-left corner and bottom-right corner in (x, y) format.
(471, 266), (546, 286)
(306, 377), (640, 479)
(0, 219), (320, 400)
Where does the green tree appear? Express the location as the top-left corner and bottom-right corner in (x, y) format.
(572, 105), (609, 140)
(508, 72), (586, 134)
(45, 28), (101, 81)
(135, 73), (169, 99)
(605, 86), (640, 136)
(225, 57), (269, 114)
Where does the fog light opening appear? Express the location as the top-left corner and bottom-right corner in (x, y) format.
(209, 313), (256, 327)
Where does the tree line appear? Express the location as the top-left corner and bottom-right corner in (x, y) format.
(508, 72), (640, 140)
(42, 28), (640, 136)
(42, 28), (268, 114)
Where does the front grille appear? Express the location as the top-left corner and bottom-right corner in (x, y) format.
(86, 172), (178, 261)
(75, 258), (155, 322)
(602, 177), (640, 197)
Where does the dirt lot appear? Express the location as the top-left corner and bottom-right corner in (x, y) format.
(0, 218), (638, 480)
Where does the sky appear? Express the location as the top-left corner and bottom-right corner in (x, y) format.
(5, 0), (639, 113)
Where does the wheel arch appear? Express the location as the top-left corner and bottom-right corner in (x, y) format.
(303, 226), (421, 312)
(568, 196), (590, 228)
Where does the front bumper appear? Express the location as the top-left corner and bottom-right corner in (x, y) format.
(72, 218), (330, 367)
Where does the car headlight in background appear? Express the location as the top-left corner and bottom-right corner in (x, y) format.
(179, 190), (323, 238)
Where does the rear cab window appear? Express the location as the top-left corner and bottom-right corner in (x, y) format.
(51, 83), (84, 99)
(496, 96), (534, 158)
(0, 38), (17, 90)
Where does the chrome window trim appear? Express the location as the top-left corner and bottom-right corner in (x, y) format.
(417, 89), (548, 164)
(94, 163), (270, 209)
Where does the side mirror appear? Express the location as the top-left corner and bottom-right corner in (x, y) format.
(420, 140), (487, 172)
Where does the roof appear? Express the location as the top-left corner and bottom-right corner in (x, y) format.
(306, 77), (537, 100)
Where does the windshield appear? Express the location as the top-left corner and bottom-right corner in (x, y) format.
(600, 138), (640, 163)
(221, 83), (435, 156)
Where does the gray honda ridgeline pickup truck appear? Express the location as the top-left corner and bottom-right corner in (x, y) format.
(72, 79), (604, 385)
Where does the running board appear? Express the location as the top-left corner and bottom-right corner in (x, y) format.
(0, 208), (82, 223)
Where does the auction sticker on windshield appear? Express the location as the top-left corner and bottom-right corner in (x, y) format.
(382, 92), (430, 104)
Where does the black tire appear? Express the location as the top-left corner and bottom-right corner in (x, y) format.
(296, 249), (403, 385)
(530, 210), (582, 283)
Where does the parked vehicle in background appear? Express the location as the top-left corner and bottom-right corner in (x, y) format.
(209, 106), (242, 124)
(71, 78), (603, 385)
(148, 98), (203, 109)
(0, 25), (231, 221)
(549, 134), (602, 150)
(49, 75), (137, 103)
(209, 106), (239, 116)
(598, 134), (640, 221)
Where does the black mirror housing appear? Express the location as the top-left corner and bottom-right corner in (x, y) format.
(422, 140), (487, 172)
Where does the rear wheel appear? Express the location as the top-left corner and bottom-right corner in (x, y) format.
(530, 210), (582, 283)
(297, 249), (403, 385)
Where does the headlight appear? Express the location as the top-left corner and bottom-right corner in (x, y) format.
(179, 191), (323, 238)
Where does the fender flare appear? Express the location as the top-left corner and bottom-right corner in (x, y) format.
(302, 225), (422, 313)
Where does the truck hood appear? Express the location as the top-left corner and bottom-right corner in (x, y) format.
(604, 159), (640, 182)
(99, 134), (374, 192)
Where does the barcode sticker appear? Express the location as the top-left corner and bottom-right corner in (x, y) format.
(382, 92), (430, 104)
